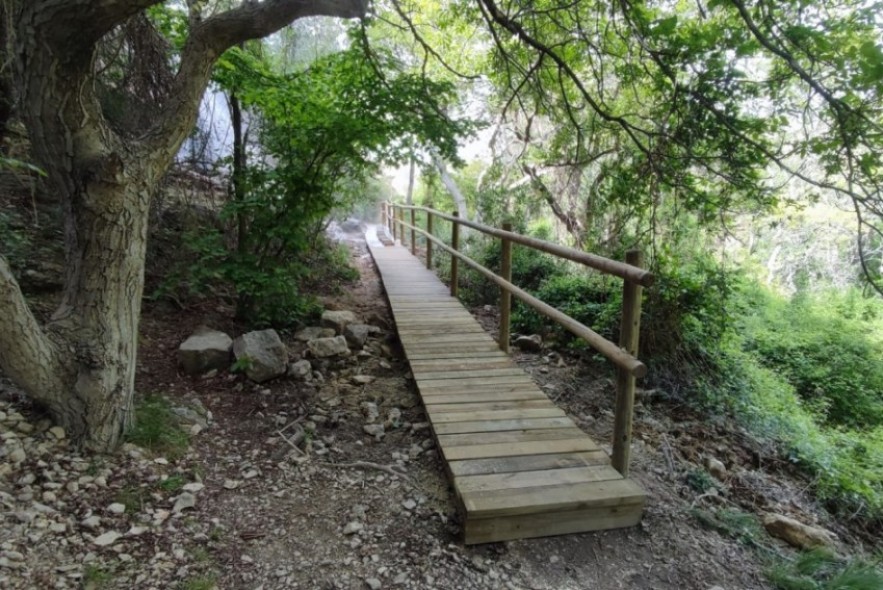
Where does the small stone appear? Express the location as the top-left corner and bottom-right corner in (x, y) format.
(363, 424), (385, 438)
(401, 499), (417, 511)
(514, 334), (543, 352)
(8, 448), (26, 463)
(344, 324), (374, 349)
(182, 483), (205, 493)
(288, 360), (312, 380)
(705, 457), (727, 480)
(126, 526), (147, 536)
(352, 375), (375, 385)
(294, 326), (336, 342)
(321, 310), (359, 334)
(47, 426), (66, 440)
(172, 492), (196, 513)
(307, 336), (350, 359)
(343, 521), (363, 535)
(243, 470), (259, 480)
(107, 503), (126, 515)
(93, 531), (121, 547)
(49, 523), (66, 533)
(81, 516), (101, 529)
(223, 479), (240, 490)
(365, 578), (382, 590)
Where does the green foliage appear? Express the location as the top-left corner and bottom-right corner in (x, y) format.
(126, 396), (190, 459)
(179, 575), (218, 590)
(767, 549), (883, 590)
(168, 33), (473, 327)
(0, 209), (30, 270)
(159, 475), (185, 493)
(741, 289), (883, 429)
(83, 565), (114, 590)
(114, 485), (150, 513)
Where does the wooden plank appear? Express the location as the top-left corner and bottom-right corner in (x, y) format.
(430, 408), (566, 423)
(448, 451), (610, 476)
(455, 465), (624, 494)
(437, 428), (585, 448)
(419, 382), (543, 394)
(421, 391), (547, 405)
(413, 368), (528, 381)
(442, 438), (600, 461)
(461, 478), (645, 518)
(464, 504), (643, 545)
(406, 350), (505, 360)
(409, 359), (516, 371)
(417, 376), (536, 389)
(426, 400), (555, 414)
(433, 416), (576, 434)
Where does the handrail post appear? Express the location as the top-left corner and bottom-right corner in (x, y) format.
(396, 206), (403, 244)
(426, 211), (433, 270)
(450, 210), (460, 298)
(499, 222), (513, 353)
(612, 249), (644, 476)
(410, 208), (416, 255)
(391, 204), (397, 242)
(381, 202), (386, 229)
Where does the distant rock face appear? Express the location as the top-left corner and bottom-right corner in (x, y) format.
(178, 328), (233, 375)
(762, 513), (835, 549)
(293, 326), (336, 342)
(321, 310), (358, 334)
(307, 336), (350, 358)
(514, 334), (543, 352)
(232, 329), (288, 383)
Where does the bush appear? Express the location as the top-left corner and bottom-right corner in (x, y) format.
(741, 289), (883, 429)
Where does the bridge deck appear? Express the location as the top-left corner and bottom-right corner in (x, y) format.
(367, 233), (645, 544)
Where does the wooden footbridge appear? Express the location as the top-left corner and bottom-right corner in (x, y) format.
(368, 203), (654, 544)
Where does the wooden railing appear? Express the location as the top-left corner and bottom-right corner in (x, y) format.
(380, 201), (654, 477)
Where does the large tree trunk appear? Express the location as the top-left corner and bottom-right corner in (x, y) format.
(0, 0), (366, 452)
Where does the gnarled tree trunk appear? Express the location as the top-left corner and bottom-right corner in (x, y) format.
(0, 0), (366, 451)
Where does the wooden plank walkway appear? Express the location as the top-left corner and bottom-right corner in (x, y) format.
(367, 232), (645, 544)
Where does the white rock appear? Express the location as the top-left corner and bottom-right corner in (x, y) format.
(107, 503), (126, 514)
(92, 531), (121, 547)
(365, 578), (382, 590)
(81, 516), (101, 529)
(172, 492), (196, 513)
(223, 479), (240, 490)
(182, 483), (204, 493)
(47, 426), (66, 440)
(243, 470), (259, 480)
(401, 499), (417, 511)
(343, 521), (363, 535)
(8, 448), (26, 463)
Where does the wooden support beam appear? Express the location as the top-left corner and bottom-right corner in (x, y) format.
(426, 212), (433, 270)
(450, 210), (460, 298)
(499, 221), (513, 353)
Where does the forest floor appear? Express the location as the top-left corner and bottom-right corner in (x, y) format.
(0, 225), (875, 590)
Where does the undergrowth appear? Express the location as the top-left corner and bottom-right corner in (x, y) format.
(126, 395), (190, 459)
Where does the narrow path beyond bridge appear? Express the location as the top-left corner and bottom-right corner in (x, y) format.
(366, 227), (645, 545)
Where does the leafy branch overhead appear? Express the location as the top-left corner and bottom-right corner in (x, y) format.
(378, 0), (883, 290)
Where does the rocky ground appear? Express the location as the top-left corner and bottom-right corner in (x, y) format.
(0, 228), (871, 590)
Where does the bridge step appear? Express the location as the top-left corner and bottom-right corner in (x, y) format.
(367, 238), (645, 544)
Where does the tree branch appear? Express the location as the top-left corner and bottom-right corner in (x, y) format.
(0, 256), (66, 405)
(145, 0), (367, 164)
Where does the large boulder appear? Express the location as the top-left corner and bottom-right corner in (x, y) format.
(308, 335), (350, 358)
(232, 329), (288, 383)
(321, 310), (359, 335)
(178, 328), (233, 375)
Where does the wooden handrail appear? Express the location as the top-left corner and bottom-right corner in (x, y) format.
(393, 204), (654, 287)
(393, 214), (648, 378)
